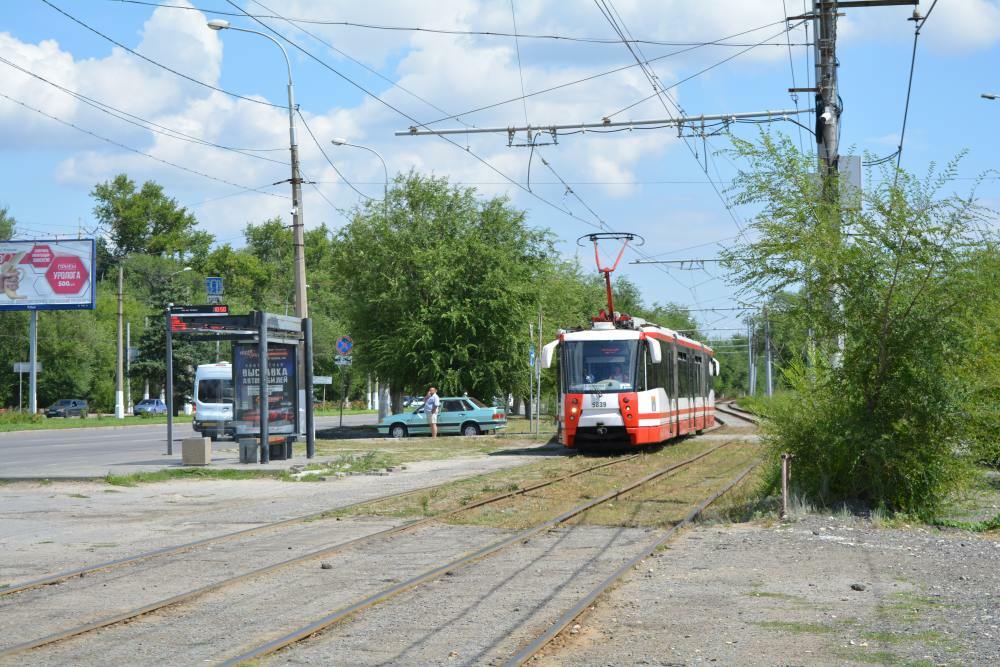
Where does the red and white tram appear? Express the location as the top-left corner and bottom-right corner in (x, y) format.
(541, 315), (718, 447)
(540, 232), (719, 448)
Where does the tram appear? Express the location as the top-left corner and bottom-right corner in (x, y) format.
(540, 233), (718, 448)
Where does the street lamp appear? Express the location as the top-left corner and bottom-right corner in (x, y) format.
(331, 138), (389, 215)
(331, 138), (390, 419)
(208, 18), (308, 319)
(982, 93), (998, 100)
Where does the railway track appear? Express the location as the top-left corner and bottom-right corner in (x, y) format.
(1, 425), (754, 665)
(715, 400), (759, 425)
(216, 440), (736, 666)
(504, 459), (761, 666)
(0, 447), (659, 661)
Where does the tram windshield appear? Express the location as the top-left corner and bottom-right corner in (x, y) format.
(562, 340), (638, 393)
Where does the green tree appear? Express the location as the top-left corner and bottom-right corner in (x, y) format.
(0, 205), (15, 239)
(91, 174), (212, 267)
(330, 172), (554, 404)
(722, 132), (992, 514)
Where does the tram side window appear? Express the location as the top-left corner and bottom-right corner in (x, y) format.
(678, 352), (689, 395)
(694, 356), (703, 396)
(665, 346), (674, 397)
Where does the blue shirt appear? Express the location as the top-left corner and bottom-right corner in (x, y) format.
(424, 393), (440, 414)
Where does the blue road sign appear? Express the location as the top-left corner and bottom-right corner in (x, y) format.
(335, 336), (354, 355)
(205, 276), (224, 295)
(529, 347), (535, 367)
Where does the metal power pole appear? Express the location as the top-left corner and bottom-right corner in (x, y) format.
(765, 313), (774, 397)
(747, 322), (756, 396)
(116, 264), (125, 419)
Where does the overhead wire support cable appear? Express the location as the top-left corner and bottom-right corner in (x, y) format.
(602, 20), (808, 120)
(0, 90), (287, 199)
(895, 0), (938, 177)
(413, 18), (793, 127)
(218, 0), (626, 238)
(40, 0), (284, 109)
(396, 108), (811, 137)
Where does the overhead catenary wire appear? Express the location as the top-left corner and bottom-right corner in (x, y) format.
(40, 0), (284, 109)
(0, 90), (288, 199)
(219, 0), (653, 246)
(108, 1), (810, 48)
(414, 19), (794, 127)
(0, 55), (290, 166)
(602, 18), (808, 120)
(245, 0), (476, 131)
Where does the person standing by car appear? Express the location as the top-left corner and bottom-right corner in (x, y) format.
(423, 387), (440, 438)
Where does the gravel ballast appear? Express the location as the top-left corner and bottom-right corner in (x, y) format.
(540, 515), (1000, 666)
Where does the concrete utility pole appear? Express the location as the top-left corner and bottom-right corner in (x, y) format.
(28, 311), (37, 414)
(116, 264), (125, 419)
(814, 0), (840, 180)
(747, 321), (755, 397)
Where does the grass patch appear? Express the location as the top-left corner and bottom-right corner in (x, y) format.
(862, 630), (947, 646)
(0, 583), (8, 590)
(294, 451), (397, 481)
(327, 436), (761, 531)
(104, 468), (287, 487)
(753, 620), (834, 634)
(314, 434), (542, 466)
(0, 414), (192, 433)
(930, 512), (1000, 533)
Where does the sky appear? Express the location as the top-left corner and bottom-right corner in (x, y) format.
(1, 0), (998, 337)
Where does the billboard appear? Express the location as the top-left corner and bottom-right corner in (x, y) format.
(0, 239), (96, 311)
(233, 343), (298, 436)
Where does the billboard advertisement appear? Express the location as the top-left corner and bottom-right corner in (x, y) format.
(233, 343), (297, 436)
(0, 239), (96, 311)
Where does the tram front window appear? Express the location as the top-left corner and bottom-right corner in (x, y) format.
(562, 340), (638, 393)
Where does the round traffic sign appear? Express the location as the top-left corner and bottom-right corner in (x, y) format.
(335, 336), (353, 355)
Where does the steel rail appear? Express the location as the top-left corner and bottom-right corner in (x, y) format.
(216, 439), (735, 666)
(504, 458), (762, 666)
(0, 473), (463, 599)
(715, 402), (759, 425)
(1, 443), (577, 599)
(0, 451), (645, 659)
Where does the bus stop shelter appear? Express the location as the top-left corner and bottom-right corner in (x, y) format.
(165, 306), (316, 464)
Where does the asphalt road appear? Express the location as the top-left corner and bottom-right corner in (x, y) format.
(0, 414), (377, 479)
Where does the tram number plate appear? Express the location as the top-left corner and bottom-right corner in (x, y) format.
(592, 401), (607, 408)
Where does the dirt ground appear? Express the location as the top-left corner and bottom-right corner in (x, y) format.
(538, 514), (1000, 667)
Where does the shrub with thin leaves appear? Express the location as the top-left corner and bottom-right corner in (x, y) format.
(722, 132), (995, 515)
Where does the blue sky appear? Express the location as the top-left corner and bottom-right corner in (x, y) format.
(1, 0), (998, 335)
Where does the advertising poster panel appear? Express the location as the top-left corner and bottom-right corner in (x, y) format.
(233, 343), (297, 436)
(0, 239), (96, 311)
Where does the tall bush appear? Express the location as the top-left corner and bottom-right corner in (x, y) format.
(723, 133), (994, 514)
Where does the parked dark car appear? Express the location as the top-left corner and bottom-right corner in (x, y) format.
(133, 398), (167, 416)
(45, 399), (88, 418)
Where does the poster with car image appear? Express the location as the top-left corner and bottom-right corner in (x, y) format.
(233, 343), (297, 436)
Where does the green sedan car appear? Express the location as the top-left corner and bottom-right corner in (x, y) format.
(378, 396), (507, 438)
